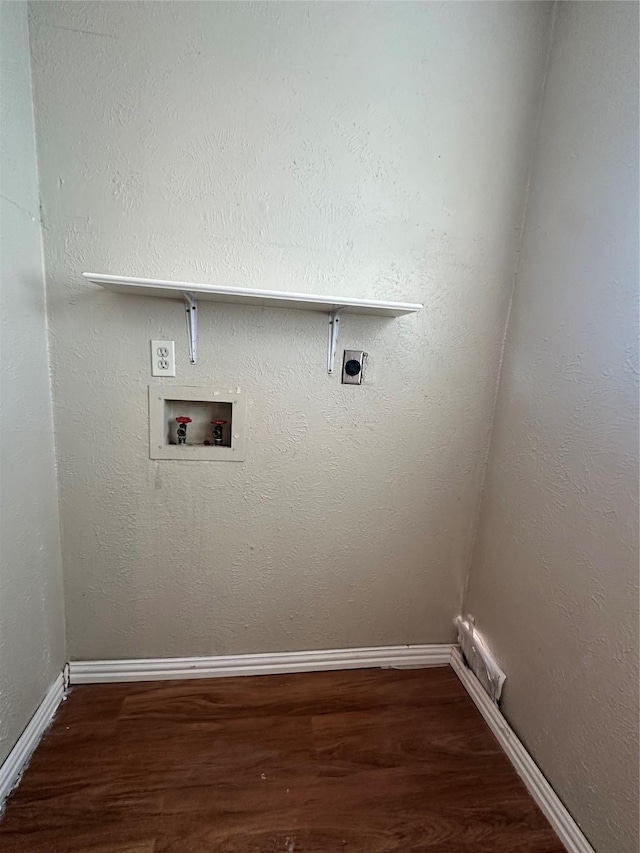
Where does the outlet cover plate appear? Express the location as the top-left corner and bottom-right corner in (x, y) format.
(151, 340), (176, 377)
(342, 350), (367, 385)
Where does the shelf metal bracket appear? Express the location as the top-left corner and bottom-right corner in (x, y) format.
(184, 292), (198, 364)
(327, 308), (344, 374)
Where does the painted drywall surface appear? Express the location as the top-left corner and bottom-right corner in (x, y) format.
(0, 2), (66, 766)
(28, 1), (552, 659)
(464, 4), (639, 852)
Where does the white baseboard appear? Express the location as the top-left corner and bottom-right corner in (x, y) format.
(0, 672), (65, 806)
(450, 649), (595, 853)
(69, 643), (454, 684)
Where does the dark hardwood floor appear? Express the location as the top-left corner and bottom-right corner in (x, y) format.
(0, 667), (563, 852)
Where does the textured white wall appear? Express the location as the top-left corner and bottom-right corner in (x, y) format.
(28, 1), (552, 660)
(465, 4), (639, 853)
(0, 1), (66, 765)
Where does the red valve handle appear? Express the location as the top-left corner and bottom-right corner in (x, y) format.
(211, 420), (228, 425)
(175, 417), (192, 424)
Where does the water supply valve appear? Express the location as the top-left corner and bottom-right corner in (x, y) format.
(211, 419), (228, 447)
(175, 416), (192, 444)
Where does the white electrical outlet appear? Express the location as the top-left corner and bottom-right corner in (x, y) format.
(151, 340), (175, 376)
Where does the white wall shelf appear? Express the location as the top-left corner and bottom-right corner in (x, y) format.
(83, 273), (423, 372)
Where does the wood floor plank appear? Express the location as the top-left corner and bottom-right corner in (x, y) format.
(155, 767), (560, 853)
(118, 667), (464, 722)
(0, 667), (564, 853)
(311, 703), (505, 776)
